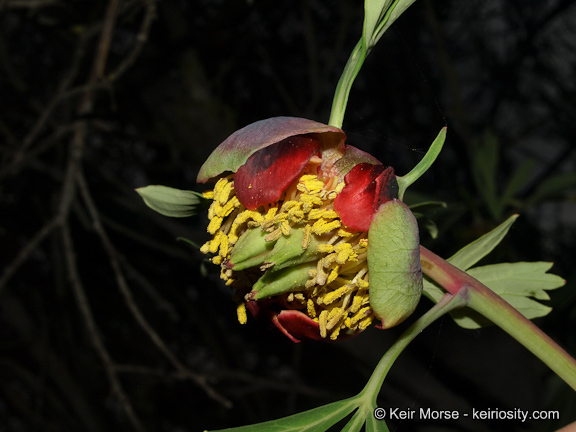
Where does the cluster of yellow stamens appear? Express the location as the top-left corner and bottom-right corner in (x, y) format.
(200, 172), (374, 340)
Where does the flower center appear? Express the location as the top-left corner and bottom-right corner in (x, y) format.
(200, 171), (374, 340)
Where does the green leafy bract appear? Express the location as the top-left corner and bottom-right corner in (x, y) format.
(136, 185), (210, 218)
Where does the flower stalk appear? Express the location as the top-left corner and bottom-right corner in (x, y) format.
(359, 289), (470, 405)
(420, 246), (576, 391)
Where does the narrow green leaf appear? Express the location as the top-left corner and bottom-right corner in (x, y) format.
(408, 200), (447, 212)
(364, 410), (384, 432)
(372, 0), (418, 44)
(176, 237), (201, 250)
(363, 0), (393, 51)
(340, 408), (366, 432)
(397, 128), (446, 200)
(527, 172), (576, 206)
(368, 200), (422, 328)
(471, 132), (500, 219)
(468, 262), (564, 300)
(205, 397), (359, 432)
(501, 159), (535, 205)
(448, 214), (518, 270)
(449, 262), (565, 329)
(424, 262), (565, 329)
(136, 185), (210, 218)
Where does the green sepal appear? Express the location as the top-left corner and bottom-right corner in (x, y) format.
(264, 228), (322, 271)
(229, 228), (277, 271)
(136, 185), (210, 218)
(250, 263), (314, 300)
(367, 199), (422, 328)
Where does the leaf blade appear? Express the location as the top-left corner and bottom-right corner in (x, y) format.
(205, 397), (359, 432)
(136, 185), (210, 218)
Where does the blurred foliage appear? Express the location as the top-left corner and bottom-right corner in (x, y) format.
(1, 0), (576, 431)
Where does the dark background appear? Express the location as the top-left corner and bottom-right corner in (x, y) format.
(1, 1), (576, 431)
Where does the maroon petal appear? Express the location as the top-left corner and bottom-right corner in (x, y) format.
(333, 163), (398, 231)
(197, 117), (345, 183)
(245, 301), (321, 343)
(273, 310), (322, 343)
(234, 135), (321, 209)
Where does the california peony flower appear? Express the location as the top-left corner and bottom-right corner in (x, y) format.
(196, 117), (422, 342)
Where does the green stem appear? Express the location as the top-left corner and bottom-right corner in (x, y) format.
(360, 290), (469, 403)
(420, 246), (576, 391)
(328, 40), (366, 129)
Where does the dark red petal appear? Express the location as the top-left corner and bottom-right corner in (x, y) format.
(245, 301), (321, 343)
(333, 163), (398, 231)
(197, 117), (346, 183)
(273, 310), (323, 343)
(235, 136), (320, 209)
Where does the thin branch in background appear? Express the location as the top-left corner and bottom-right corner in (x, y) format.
(76, 169), (233, 408)
(109, 0), (157, 81)
(0, 216), (60, 293)
(1, 26), (98, 178)
(61, 223), (146, 432)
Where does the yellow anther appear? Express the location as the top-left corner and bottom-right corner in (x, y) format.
(326, 265), (340, 284)
(218, 180), (233, 205)
(212, 256), (223, 265)
(288, 208), (304, 222)
(272, 212), (288, 224)
(358, 316), (373, 330)
(208, 232), (221, 254)
(359, 238), (368, 247)
(312, 219), (341, 235)
(350, 306), (371, 325)
(302, 225), (312, 249)
(307, 299), (316, 318)
(218, 234), (229, 258)
(309, 208), (338, 220)
(327, 307), (344, 330)
(213, 178), (228, 202)
(322, 254), (337, 268)
(265, 207), (278, 221)
(236, 302), (248, 325)
(299, 174), (319, 183)
(350, 294), (364, 314)
(281, 220), (291, 236)
(317, 244), (334, 253)
(321, 284), (349, 305)
(319, 310), (328, 338)
(344, 317), (353, 329)
(207, 216), (224, 235)
(297, 176), (325, 194)
(200, 241), (211, 254)
(294, 293), (305, 302)
(281, 200), (299, 211)
(336, 228), (355, 238)
(334, 243), (357, 264)
(356, 278), (369, 289)
(217, 196), (240, 218)
(203, 190), (214, 200)
(300, 194), (324, 206)
(265, 227), (283, 242)
(330, 326), (341, 340)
